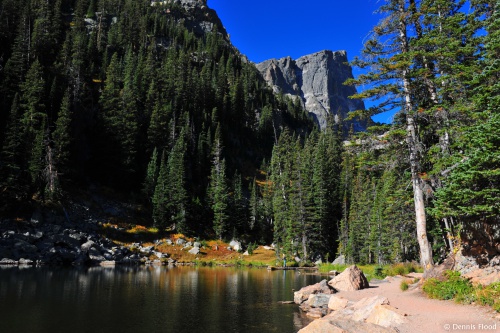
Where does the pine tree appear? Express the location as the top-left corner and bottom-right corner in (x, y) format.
(270, 129), (293, 256)
(143, 147), (159, 202)
(52, 90), (72, 177)
(229, 171), (249, 238)
(152, 150), (169, 227)
(165, 134), (188, 233)
(0, 94), (25, 194)
(433, 2), (500, 252)
(346, 0), (434, 270)
(208, 124), (230, 239)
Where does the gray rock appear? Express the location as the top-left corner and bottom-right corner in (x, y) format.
(294, 280), (337, 305)
(19, 258), (34, 265)
(157, 251), (169, 259)
(229, 240), (242, 252)
(50, 234), (79, 248)
(81, 240), (96, 252)
(141, 245), (154, 253)
(188, 247), (200, 255)
(332, 255), (346, 265)
(0, 258), (18, 265)
(88, 248), (105, 261)
(166, 239), (173, 245)
(176, 238), (186, 245)
(193, 242), (201, 248)
(305, 293), (333, 309)
(256, 50), (366, 132)
(68, 232), (86, 242)
(14, 240), (38, 254)
(32, 231), (44, 240)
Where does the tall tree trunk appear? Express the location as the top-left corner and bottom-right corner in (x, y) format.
(398, 0), (434, 270)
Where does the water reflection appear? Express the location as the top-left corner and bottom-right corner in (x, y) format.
(0, 266), (320, 333)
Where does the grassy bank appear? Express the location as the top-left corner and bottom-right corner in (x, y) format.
(318, 262), (423, 281)
(422, 270), (500, 312)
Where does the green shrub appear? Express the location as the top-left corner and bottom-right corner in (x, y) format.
(385, 262), (421, 276)
(400, 280), (409, 291)
(474, 282), (500, 310)
(372, 266), (383, 278)
(422, 270), (474, 301)
(247, 242), (257, 255)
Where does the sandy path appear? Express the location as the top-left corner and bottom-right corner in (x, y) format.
(334, 274), (500, 333)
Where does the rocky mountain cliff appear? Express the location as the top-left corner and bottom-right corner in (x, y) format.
(151, 0), (229, 37)
(256, 50), (366, 132)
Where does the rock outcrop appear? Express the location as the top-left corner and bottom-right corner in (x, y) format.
(151, 0), (229, 38)
(298, 295), (407, 333)
(256, 50), (367, 132)
(294, 279), (337, 305)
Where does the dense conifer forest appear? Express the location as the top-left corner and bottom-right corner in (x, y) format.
(0, 0), (498, 268)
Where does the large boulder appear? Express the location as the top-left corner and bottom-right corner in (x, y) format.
(188, 247), (200, 255)
(294, 280), (336, 305)
(328, 265), (369, 291)
(229, 240), (242, 252)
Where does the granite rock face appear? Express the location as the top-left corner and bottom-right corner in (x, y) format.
(256, 50), (366, 132)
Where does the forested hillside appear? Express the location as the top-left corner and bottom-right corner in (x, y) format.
(0, 0), (314, 242)
(0, 0), (498, 268)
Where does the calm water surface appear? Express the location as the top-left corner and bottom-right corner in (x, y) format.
(0, 266), (322, 333)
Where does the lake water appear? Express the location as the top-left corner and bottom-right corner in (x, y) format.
(0, 266), (322, 333)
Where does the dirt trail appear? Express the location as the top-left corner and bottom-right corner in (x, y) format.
(334, 274), (500, 333)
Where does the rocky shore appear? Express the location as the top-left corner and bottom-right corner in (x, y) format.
(0, 194), (219, 267)
(293, 265), (500, 333)
(0, 216), (171, 267)
(292, 265), (407, 332)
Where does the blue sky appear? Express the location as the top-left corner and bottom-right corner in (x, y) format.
(208, 0), (394, 123)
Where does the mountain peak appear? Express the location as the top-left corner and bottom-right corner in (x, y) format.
(256, 50), (366, 132)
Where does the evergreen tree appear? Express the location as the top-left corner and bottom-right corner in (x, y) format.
(346, 0), (435, 269)
(165, 134), (188, 233)
(0, 94), (26, 195)
(208, 125), (230, 239)
(229, 171), (249, 238)
(152, 150), (169, 227)
(52, 90), (72, 177)
(143, 147), (159, 202)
